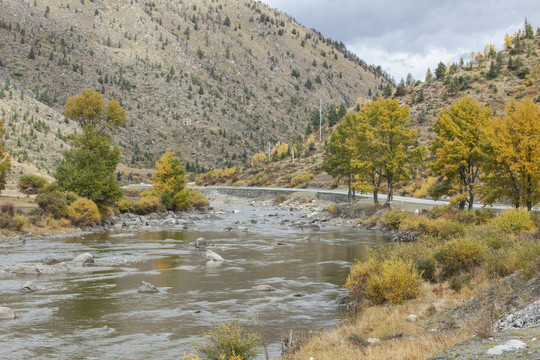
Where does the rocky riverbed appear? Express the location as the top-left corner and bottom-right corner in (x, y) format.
(0, 193), (389, 359)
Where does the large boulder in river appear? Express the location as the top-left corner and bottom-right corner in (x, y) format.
(138, 281), (159, 293)
(206, 250), (224, 261)
(72, 253), (95, 265)
(0, 307), (15, 319)
(195, 238), (207, 248)
(10, 264), (41, 275)
(20, 281), (38, 293)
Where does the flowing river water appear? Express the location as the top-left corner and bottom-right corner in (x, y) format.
(0, 201), (389, 359)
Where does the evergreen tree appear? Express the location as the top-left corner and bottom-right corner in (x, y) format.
(382, 84), (392, 97)
(435, 62), (447, 80)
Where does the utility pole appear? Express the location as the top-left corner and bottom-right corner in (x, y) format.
(319, 99), (322, 142)
(267, 141), (271, 159)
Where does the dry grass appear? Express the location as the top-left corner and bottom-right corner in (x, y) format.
(288, 278), (494, 360)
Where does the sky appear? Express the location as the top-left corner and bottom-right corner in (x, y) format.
(261, 0), (540, 82)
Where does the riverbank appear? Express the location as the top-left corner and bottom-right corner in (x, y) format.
(2, 191), (538, 360)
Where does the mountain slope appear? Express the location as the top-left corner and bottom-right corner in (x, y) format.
(401, 31), (540, 145)
(0, 0), (392, 173)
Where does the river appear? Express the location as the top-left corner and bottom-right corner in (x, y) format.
(0, 201), (389, 359)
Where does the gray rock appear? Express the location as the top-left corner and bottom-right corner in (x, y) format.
(251, 284), (276, 291)
(138, 281), (159, 293)
(367, 338), (380, 344)
(406, 314), (418, 322)
(42, 256), (60, 265)
(72, 253), (95, 265)
(20, 281), (38, 293)
(195, 237), (207, 248)
(206, 250), (224, 261)
(10, 264), (41, 275)
(206, 259), (223, 267)
(485, 339), (527, 355)
(0, 307), (15, 319)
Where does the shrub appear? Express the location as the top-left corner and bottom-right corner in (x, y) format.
(399, 215), (431, 235)
(380, 210), (412, 230)
(427, 218), (466, 240)
(117, 198), (135, 213)
(365, 257), (423, 304)
(1, 213), (30, 231)
(400, 215), (465, 239)
(67, 197), (101, 227)
(415, 257), (436, 282)
(12, 214), (27, 231)
(194, 320), (261, 360)
(467, 225), (509, 250)
(490, 209), (535, 234)
(344, 259), (374, 302)
(188, 189), (209, 209)
(0, 213), (13, 229)
(434, 238), (485, 279)
(0, 202), (15, 217)
(289, 172), (314, 187)
(18, 174), (48, 194)
(35, 184), (67, 218)
(483, 238), (540, 278)
(274, 195), (288, 205)
(133, 195), (163, 214)
(449, 273), (472, 292)
(345, 257), (422, 304)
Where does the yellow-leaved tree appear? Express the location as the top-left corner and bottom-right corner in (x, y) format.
(250, 152), (267, 168)
(357, 98), (425, 204)
(270, 141), (289, 160)
(479, 97), (540, 210)
(430, 97), (492, 210)
(152, 152), (188, 210)
(325, 99), (425, 204)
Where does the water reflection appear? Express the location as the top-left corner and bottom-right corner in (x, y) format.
(0, 203), (389, 359)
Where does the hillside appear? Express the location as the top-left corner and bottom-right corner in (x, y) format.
(0, 0), (392, 176)
(208, 28), (540, 191)
(401, 30), (540, 145)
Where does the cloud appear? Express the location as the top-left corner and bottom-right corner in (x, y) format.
(261, 0), (540, 80)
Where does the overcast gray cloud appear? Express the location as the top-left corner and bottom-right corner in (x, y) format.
(261, 0), (540, 81)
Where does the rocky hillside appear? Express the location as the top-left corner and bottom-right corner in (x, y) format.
(207, 28), (540, 190)
(0, 0), (392, 173)
(400, 30), (540, 145)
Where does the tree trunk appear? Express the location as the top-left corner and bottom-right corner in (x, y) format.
(373, 189), (379, 204)
(458, 193), (465, 210)
(386, 174), (393, 204)
(468, 183), (474, 211)
(347, 176), (352, 203)
(526, 174), (532, 211)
